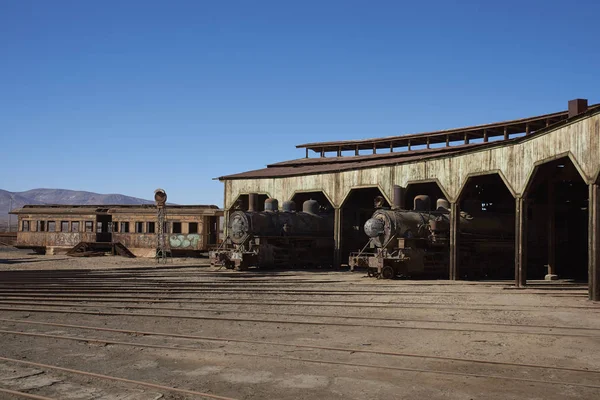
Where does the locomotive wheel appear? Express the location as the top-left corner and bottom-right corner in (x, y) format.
(381, 265), (395, 280)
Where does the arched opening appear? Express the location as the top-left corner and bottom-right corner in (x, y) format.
(290, 191), (334, 213)
(341, 187), (390, 264)
(525, 157), (588, 282)
(405, 181), (448, 210)
(457, 174), (516, 280)
(231, 194), (269, 212)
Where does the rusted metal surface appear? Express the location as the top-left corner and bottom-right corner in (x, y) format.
(294, 104), (598, 155)
(211, 200), (334, 270)
(11, 205), (223, 256)
(569, 99), (588, 118)
(352, 204), (514, 279)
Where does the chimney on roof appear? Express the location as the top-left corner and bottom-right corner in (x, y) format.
(568, 99), (588, 118)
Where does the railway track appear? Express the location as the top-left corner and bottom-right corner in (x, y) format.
(1, 300), (599, 332)
(0, 305), (598, 338)
(0, 356), (236, 400)
(1, 326), (600, 390)
(1, 265), (597, 398)
(2, 317), (598, 376)
(0, 293), (597, 312)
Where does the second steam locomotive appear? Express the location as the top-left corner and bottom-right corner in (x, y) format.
(350, 193), (514, 279)
(210, 194), (334, 270)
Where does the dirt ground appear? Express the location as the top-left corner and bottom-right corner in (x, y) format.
(0, 247), (599, 400)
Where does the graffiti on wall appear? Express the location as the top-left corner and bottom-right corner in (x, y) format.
(169, 234), (201, 249)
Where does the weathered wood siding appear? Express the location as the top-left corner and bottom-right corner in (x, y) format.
(225, 113), (600, 208)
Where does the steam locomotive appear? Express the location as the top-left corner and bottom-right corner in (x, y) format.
(210, 197), (334, 270)
(349, 195), (514, 279)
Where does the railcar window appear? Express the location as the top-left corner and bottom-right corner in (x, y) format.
(71, 221), (80, 232)
(61, 221), (69, 232)
(172, 222), (182, 234)
(85, 221), (93, 232)
(22, 220), (30, 232)
(48, 221), (56, 232)
(96, 222), (103, 233)
(147, 222), (156, 233)
(188, 222), (198, 234)
(37, 221), (46, 232)
(120, 222), (130, 233)
(135, 222), (144, 233)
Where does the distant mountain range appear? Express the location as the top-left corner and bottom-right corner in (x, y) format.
(0, 189), (154, 229)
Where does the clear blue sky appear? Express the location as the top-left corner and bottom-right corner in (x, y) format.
(1, 1), (599, 206)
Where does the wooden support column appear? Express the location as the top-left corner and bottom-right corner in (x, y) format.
(305, 148), (309, 158)
(525, 123), (531, 136)
(320, 148), (325, 158)
(334, 207), (342, 269)
(390, 142), (394, 153)
(503, 127), (509, 140)
(546, 181), (557, 280)
(589, 183), (600, 301)
(464, 133), (469, 145)
(446, 135), (450, 147)
(449, 202), (460, 280)
(515, 196), (528, 287)
(373, 144), (377, 154)
(426, 138), (430, 149)
(355, 146), (359, 156)
(337, 147), (342, 157)
(483, 129), (488, 142)
(407, 140), (412, 151)
(546, 119), (550, 127)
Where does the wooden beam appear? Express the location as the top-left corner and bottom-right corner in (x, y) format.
(449, 202), (459, 280)
(589, 183), (600, 301)
(515, 196), (528, 287)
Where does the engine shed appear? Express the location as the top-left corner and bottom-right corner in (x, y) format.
(218, 99), (600, 300)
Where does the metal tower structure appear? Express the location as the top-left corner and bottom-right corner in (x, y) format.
(155, 188), (170, 263)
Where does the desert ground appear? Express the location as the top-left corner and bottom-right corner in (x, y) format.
(0, 247), (599, 400)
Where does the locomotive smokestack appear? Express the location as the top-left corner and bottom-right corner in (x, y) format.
(248, 193), (259, 212)
(393, 185), (406, 210)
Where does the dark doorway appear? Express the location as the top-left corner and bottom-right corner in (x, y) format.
(341, 187), (390, 263)
(526, 157), (588, 281)
(208, 216), (218, 245)
(96, 214), (112, 243)
(458, 174), (515, 280)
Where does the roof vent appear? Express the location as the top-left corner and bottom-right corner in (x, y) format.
(568, 99), (588, 118)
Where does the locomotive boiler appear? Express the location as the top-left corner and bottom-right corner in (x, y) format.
(349, 194), (514, 279)
(210, 196), (334, 270)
